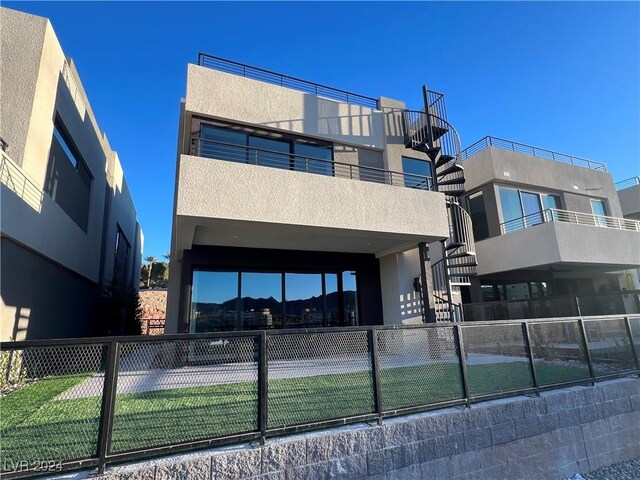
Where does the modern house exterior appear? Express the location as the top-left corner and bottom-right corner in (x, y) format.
(617, 176), (640, 290)
(166, 54), (477, 334)
(0, 8), (143, 340)
(459, 137), (640, 320)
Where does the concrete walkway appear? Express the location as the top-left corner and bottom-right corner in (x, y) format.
(58, 350), (525, 400)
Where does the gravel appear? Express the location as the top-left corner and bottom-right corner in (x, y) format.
(581, 457), (640, 480)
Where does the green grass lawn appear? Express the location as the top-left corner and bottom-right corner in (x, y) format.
(0, 360), (589, 468)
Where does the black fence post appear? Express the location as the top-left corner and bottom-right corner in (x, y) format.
(368, 328), (384, 425)
(624, 316), (640, 376)
(454, 325), (471, 407)
(578, 318), (596, 384)
(258, 331), (268, 444)
(522, 322), (540, 395)
(96, 341), (120, 474)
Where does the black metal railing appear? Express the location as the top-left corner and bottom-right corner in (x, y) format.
(616, 176), (640, 190)
(2, 315), (639, 478)
(189, 137), (435, 190)
(499, 208), (640, 234)
(197, 53), (379, 110)
(463, 290), (640, 322)
(461, 136), (608, 171)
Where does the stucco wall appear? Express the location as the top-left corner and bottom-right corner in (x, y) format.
(185, 64), (385, 149)
(75, 378), (640, 480)
(175, 155), (449, 257)
(464, 147), (622, 218)
(619, 184), (640, 219)
(475, 221), (640, 275)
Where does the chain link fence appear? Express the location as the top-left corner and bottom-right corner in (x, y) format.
(2, 315), (639, 478)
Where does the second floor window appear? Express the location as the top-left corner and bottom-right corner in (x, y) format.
(196, 123), (333, 175)
(498, 187), (562, 233)
(401, 156), (433, 189)
(466, 191), (489, 241)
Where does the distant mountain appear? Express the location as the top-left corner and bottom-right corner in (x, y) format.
(194, 290), (356, 315)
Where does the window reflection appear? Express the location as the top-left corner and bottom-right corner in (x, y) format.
(189, 269), (359, 332)
(241, 272), (283, 329)
(285, 273), (323, 327)
(190, 271), (239, 332)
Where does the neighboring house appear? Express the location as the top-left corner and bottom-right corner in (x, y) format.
(459, 137), (640, 319)
(616, 176), (640, 290)
(166, 54), (477, 334)
(0, 8), (143, 340)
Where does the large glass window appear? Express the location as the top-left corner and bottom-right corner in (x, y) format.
(294, 143), (333, 175)
(342, 271), (358, 326)
(241, 272), (283, 329)
(521, 191), (543, 227)
(467, 192), (490, 241)
(590, 199), (608, 227)
(402, 157), (433, 189)
(498, 188), (524, 231)
(199, 125), (247, 162)
(285, 273), (323, 327)
(248, 136), (290, 169)
(190, 271), (239, 332)
(190, 269), (357, 332)
(542, 194), (561, 210)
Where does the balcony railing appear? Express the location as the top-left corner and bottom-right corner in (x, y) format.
(0, 149), (44, 212)
(189, 137), (435, 190)
(616, 176), (640, 190)
(461, 136), (607, 171)
(197, 53), (379, 110)
(500, 208), (640, 234)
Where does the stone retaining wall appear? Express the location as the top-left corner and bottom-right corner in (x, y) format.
(55, 378), (640, 480)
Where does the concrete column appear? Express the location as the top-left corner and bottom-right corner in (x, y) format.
(419, 243), (436, 323)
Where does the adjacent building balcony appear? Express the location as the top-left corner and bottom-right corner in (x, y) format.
(475, 208), (640, 276)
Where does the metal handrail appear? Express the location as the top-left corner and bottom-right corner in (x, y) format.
(402, 110), (462, 162)
(500, 208), (640, 234)
(190, 137), (435, 191)
(615, 176), (640, 190)
(461, 136), (607, 171)
(0, 149), (45, 211)
(197, 53), (379, 110)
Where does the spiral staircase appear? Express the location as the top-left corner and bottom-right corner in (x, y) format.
(402, 87), (477, 321)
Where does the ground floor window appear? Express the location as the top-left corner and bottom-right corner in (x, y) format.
(190, 269), (359, 332)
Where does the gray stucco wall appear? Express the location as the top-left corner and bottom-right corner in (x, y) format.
(0, 237), (98, 340)
(619, 184), (640, 219)
(69, 378), (640, 480)
(475, 221), (640, 276)
(463, 147), (622, 218)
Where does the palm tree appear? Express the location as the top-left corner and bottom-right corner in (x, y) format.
(144, 255), (157, 288)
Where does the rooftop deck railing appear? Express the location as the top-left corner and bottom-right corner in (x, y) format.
(461, 136), (607, 171)
(615, 176), (640, 190)
(2, 315), (639, 478)
(500, 208), (640, 235)
(197, 53), (380, 110)
(190, 137), (435, 191)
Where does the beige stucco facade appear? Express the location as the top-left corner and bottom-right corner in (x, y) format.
(0, 7), (142, 340)
(167, 63), (452, 332)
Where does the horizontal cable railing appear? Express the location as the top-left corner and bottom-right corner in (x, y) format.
(500, 208), (640, 234)
(615, 176), (640, 190)
(463, 290), (640, 322)
(2, 315), (639, 478)
(197, 53), (379, 110)
(0, 149), (45, 212)
(190, 137), (435, 191)
(461, 136), (607, 171)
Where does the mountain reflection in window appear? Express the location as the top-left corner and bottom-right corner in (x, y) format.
(189, 269), (358, 332)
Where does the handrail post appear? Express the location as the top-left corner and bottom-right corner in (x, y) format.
(575, 296), (582, 316)
(368, 328), (384, 425)
(578, 318), (596, 384)
(96, 341), (120, 474)
(522, 322), (540, 395)
(454, 325), (471, 407)
(257, 332), (268, 445)
(624, 317), (640, 376)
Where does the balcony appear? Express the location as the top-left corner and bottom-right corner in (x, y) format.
(461, 136), (607, 171)
(475, 209), (640, 276)
(173, 144), (450, 258)
(189, 138), (435, 190)
(500, 208), (640, 235)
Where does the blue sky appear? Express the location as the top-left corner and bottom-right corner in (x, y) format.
(6, 2), (639, 260)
